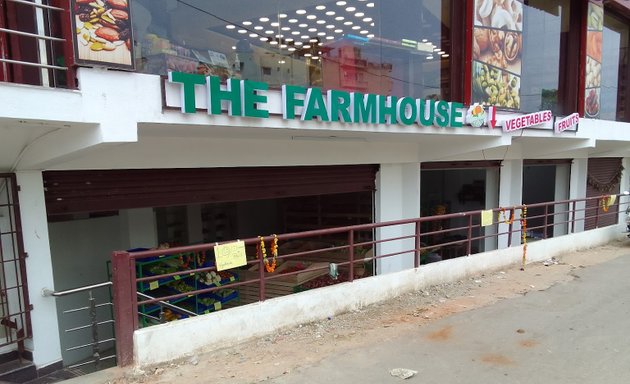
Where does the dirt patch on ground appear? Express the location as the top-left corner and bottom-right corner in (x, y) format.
(105, 242), (628, 384)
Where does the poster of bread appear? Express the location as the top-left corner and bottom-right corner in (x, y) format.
(71, 0), (135, 69)
(472, 0), (523, 110)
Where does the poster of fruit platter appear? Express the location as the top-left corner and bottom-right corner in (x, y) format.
(471, 0), (524, 110)
(584, 1), (603, 118)
(71, 0), (135, 69)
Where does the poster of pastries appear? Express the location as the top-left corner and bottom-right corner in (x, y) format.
(585, 1), (603, 118)
(472, 0), (523, 110)
(71, 0), (135, 70)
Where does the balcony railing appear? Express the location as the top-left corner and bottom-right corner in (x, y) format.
(0, 0), (75, 88)
(111, 193), (630, 366)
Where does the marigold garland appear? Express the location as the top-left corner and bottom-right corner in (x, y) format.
(257, 235), (277, 273)
(601, 195), (613, 212)
(520, 205), (527, 271)
(498, 208), (515, 225)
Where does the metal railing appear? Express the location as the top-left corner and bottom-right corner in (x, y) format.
(0, 0), (75, 88)
(111, 193), (630, 366)
(43, 281), (116, 370)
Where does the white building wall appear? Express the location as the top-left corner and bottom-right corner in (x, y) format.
(570, 158), (589, 233)
(15, 171), (62, 369)
(498, 160), (524, 248)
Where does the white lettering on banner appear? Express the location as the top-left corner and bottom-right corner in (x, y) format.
(554, 113), (580, 133)
(502, 110), (553, 132)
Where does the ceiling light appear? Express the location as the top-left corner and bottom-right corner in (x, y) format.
(249, 33), (257, 37)
(295, 41), (303, 46)
(426, 55), (433, 59)
(355, 12), (364, 17)
(238, 29), (247, 34)
(309, 38), (318, 42)
(326, 24), (335, 29)
(296, 9), (306, 14)
(280, 44), (287, 48)
(260, 37), (268, 41)
(335, 29), (343, 33)
(422, 38), (428, 42)
(335, 16), (345, 20)
(302, 35), (309, 39)
(366, 2), (374, 7)
(260, 17), (269, 22)
(279, 13), (288, 18)
(266, 30), (274, 34)
(360, 30), (368, 34)
(254, 25), (263, 30)
(326, 35), (335, 40)
(344, 21), (353, 25)
(232, 46), (236, 49)
(278, 60), (285, 63)
(352, 25), (360, 30)
(289, 47), (296, 51)
(370, 22), (375, 26)
(442, 54), (449, 57)
(309, 27), (317, 32)
(307, 15), (317, 20)
(303, 44), (311, 48)
(316, 5), (326, 10)
(243, 21), (252, 26)
(304, 53), (312, 57)
(271, 22), (279, 27)
(317, 31), (326, 36)
(438, 51), (445, 54)
(336, 1), (347, 5)
(292, 31), (300, 35)
(312, 56), (319, 60)
(346, 6), (356, 12)
(318, 42), (323, 45)
(317, 20), (326, 24)
(286, 37), (294, 41)
(226, 25), (235, 29)
(270, 40), (278, 45)
(363, 17), (372, 22)
(282, 26), (290, 30)
(326, 10), (336, 15)
(433, 47), (440, 52)
(299, 23), (308, 28)
(367, 34), (374, 38)
(289, 18), (298, 23)
(276, 34), (284, 38)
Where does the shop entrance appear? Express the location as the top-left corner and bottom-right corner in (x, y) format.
(420, 161), (500, 262)
(522, 160), (571, 238)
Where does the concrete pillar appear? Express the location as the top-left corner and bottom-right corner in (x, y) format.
(570, 158), (588, 233)
(15, 171), (63, 369)
(119, 208), (157, 249)
(498, 159), (523, 248)
(483, 168), (499, 252)
(374, 163), (420, 274)
(554, 164), (571, 237)
(619, 157), (630, 224)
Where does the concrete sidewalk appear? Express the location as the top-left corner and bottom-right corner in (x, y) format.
(267, 252), (630, 383)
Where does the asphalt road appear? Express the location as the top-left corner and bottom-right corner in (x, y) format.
(267, 253), (630, 384)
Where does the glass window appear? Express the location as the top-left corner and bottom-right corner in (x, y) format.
(600, 12), (630, 122)
(131, 0), (453, 99)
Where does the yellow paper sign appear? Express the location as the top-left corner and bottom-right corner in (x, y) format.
(214, 302), (222, 311)
(149, 281), (159, 290)
(481, 210), (493, 227)
(214, 240), (247, 271)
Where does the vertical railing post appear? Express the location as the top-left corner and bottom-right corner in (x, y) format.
(258, 245), (266, 302)
(467, 214), (473, 255)
(543, 205), (549, 239)
(571, 201), (576, 233)
(348, 230), (355, 282)
(112, 251), (136, 367)
(89, 290), (100, 369)
(507, 208), (514, 247)
(595, 198), (600, 228)
(414, 221), (421, 268)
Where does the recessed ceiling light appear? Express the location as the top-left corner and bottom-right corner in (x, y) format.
(280, 44), (287, 48)
(271, 22), (279, 27)
(346, 6), (356, 12)
(276, 34), (284, 38)
(326, 10), (335, 15)
(360, 30), (368, 34)
(336, 1), (347, 5)
(279, 13), (288, 18)
(266, 30), (274, 34)
(281, 26), (290, 30)
(316, 5), (326, 10)
(317, 31), (326, 36)
(286, 37), (294, 41)
(442, 54), (449, 57)
(243, 21), (252, 26)
(295, 41), (303, 46)
(296, 9), (307, 14)
(366, 3), (374, 7)
(317, 20), (326, 24)
(299, 23), (308, 28)
(307, 14), (317, 19)
(370, 22), (374, 26)
(289, 47), (296, 51)
(254, 25), (263, 30)
(363, 17), (372, 22)
(308, 27), (317, 32)
(303, 45), (311, 49)
(238, 29), (247, 34)
(270, 40), (278, 45)
(292, 31), (300, 35)
(312, 56), (319, 60)
(352, 25), (360, 30)
(318, 42), (323, 45)
(335, 16), (344, 21)
(260, 37), (268, 41)
(226, 25), (235, 29)
(438, 51), (445, 54)
(232, 46), (237, 49)
(367, 34), (374, 38)
(326, 35), (334, 40)
(427, 56), (433, 59)
(326, 24), (335, 29)
(260, 17), (269, 22)
(249, 33), (257, 37)
(335, 29), (343, 33)
(302, 35), (310, 39)
(355, 12), (364, 17)
(309, 38), (318, 42)
(422, 38), (428, 42)
(304, 53), (312, 57)
(344, 21), (353, 25)
(289, 18), (298, 23)
(433, 48), (440, 52)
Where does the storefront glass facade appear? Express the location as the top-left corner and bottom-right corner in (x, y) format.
(130, 0), (454, 99)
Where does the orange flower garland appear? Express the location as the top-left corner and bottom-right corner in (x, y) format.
(520, 205), (527, 271)
(257, 235), (277, 273)
(498, 208), (515, 225)
(601, 195), (613, 212)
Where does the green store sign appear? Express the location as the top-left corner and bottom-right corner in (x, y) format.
(168, 72), (464, 128)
